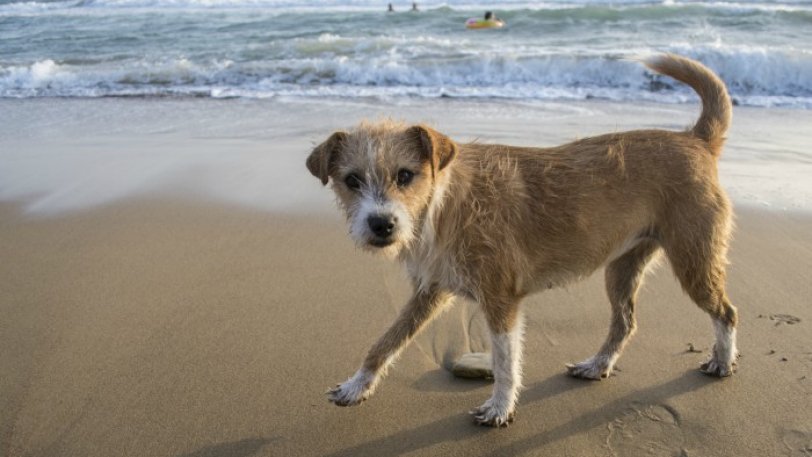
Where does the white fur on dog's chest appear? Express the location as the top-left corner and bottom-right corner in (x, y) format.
(404, 240), (469, 297)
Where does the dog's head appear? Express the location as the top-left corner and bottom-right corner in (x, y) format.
(307, 121), (457, 256)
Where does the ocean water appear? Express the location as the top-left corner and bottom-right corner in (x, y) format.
(1, 0), (811, 107)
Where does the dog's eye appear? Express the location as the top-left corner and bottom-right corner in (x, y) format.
(396, 169), (414, 187)
(344, 173), (363, 191)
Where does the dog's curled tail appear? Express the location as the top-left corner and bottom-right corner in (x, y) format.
(643, 53), (732, 155)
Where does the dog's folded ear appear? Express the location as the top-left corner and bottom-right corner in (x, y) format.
(307, 131), (348, 185)
(406, 125), (457, 175)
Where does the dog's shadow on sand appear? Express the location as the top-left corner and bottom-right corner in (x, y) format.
(411, 369), (493, 393)
(176, 437), (278, 457)
(325, 370), (717, 457)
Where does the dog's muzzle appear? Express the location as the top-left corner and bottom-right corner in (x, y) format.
(367, 214), (397, 247)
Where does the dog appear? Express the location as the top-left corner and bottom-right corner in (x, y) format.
(306, 54), (738, 427)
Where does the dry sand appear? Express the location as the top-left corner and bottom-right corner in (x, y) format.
(1, 98), (811, 456)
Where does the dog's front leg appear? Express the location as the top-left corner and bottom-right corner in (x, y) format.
(472, 302), (525, 427)
(327, 287), (453, 406)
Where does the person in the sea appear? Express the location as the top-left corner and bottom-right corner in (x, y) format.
(388, 3), (394, 12)
(412, 2), (419, 11)
(484, 11), (498, 21)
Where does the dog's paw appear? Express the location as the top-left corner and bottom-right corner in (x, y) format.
(566, 357), (612, 380)
(700, 358), (735, 377)
(327, 369), (376, 406)
(700, 346), (738, 377)
(469, 400), (515, 427)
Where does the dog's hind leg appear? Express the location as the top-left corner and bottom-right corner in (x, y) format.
(327, 287), (454, 406)
(471, 299), (524, 427)
(567, 238), (660, 380)
(661, 202), (739, 377)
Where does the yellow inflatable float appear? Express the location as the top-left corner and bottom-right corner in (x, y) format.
(466, 11), (504, 29)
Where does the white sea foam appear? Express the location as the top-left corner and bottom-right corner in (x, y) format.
(2, 45), (810, 107)
(1, 97), (810, 215)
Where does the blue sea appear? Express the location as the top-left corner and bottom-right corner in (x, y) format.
(1, 0), (811, 107)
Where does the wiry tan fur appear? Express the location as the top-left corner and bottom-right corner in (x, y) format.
(307, 54), (739, 427)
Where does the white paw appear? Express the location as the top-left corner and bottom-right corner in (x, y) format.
(703, 322), (738, 377)
(327, 369), (376, 406)
(699, 358), (733, 377)
(700, 353), (737, 378)
(700, 342), (738, 377)
(566, 356), (613, 380)
(470, 399), (515, 427)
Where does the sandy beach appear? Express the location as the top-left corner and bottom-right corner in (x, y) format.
(1, 98), (811, 457)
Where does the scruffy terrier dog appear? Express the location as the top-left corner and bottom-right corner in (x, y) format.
(307, 54), (738, 426)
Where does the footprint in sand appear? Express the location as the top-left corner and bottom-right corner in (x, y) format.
(782, 429), (812, 457)
(769, 314), (801, 326)
(607, 404), (688, 457)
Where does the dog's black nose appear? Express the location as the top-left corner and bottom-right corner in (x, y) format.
(368, 215), (396, 237)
